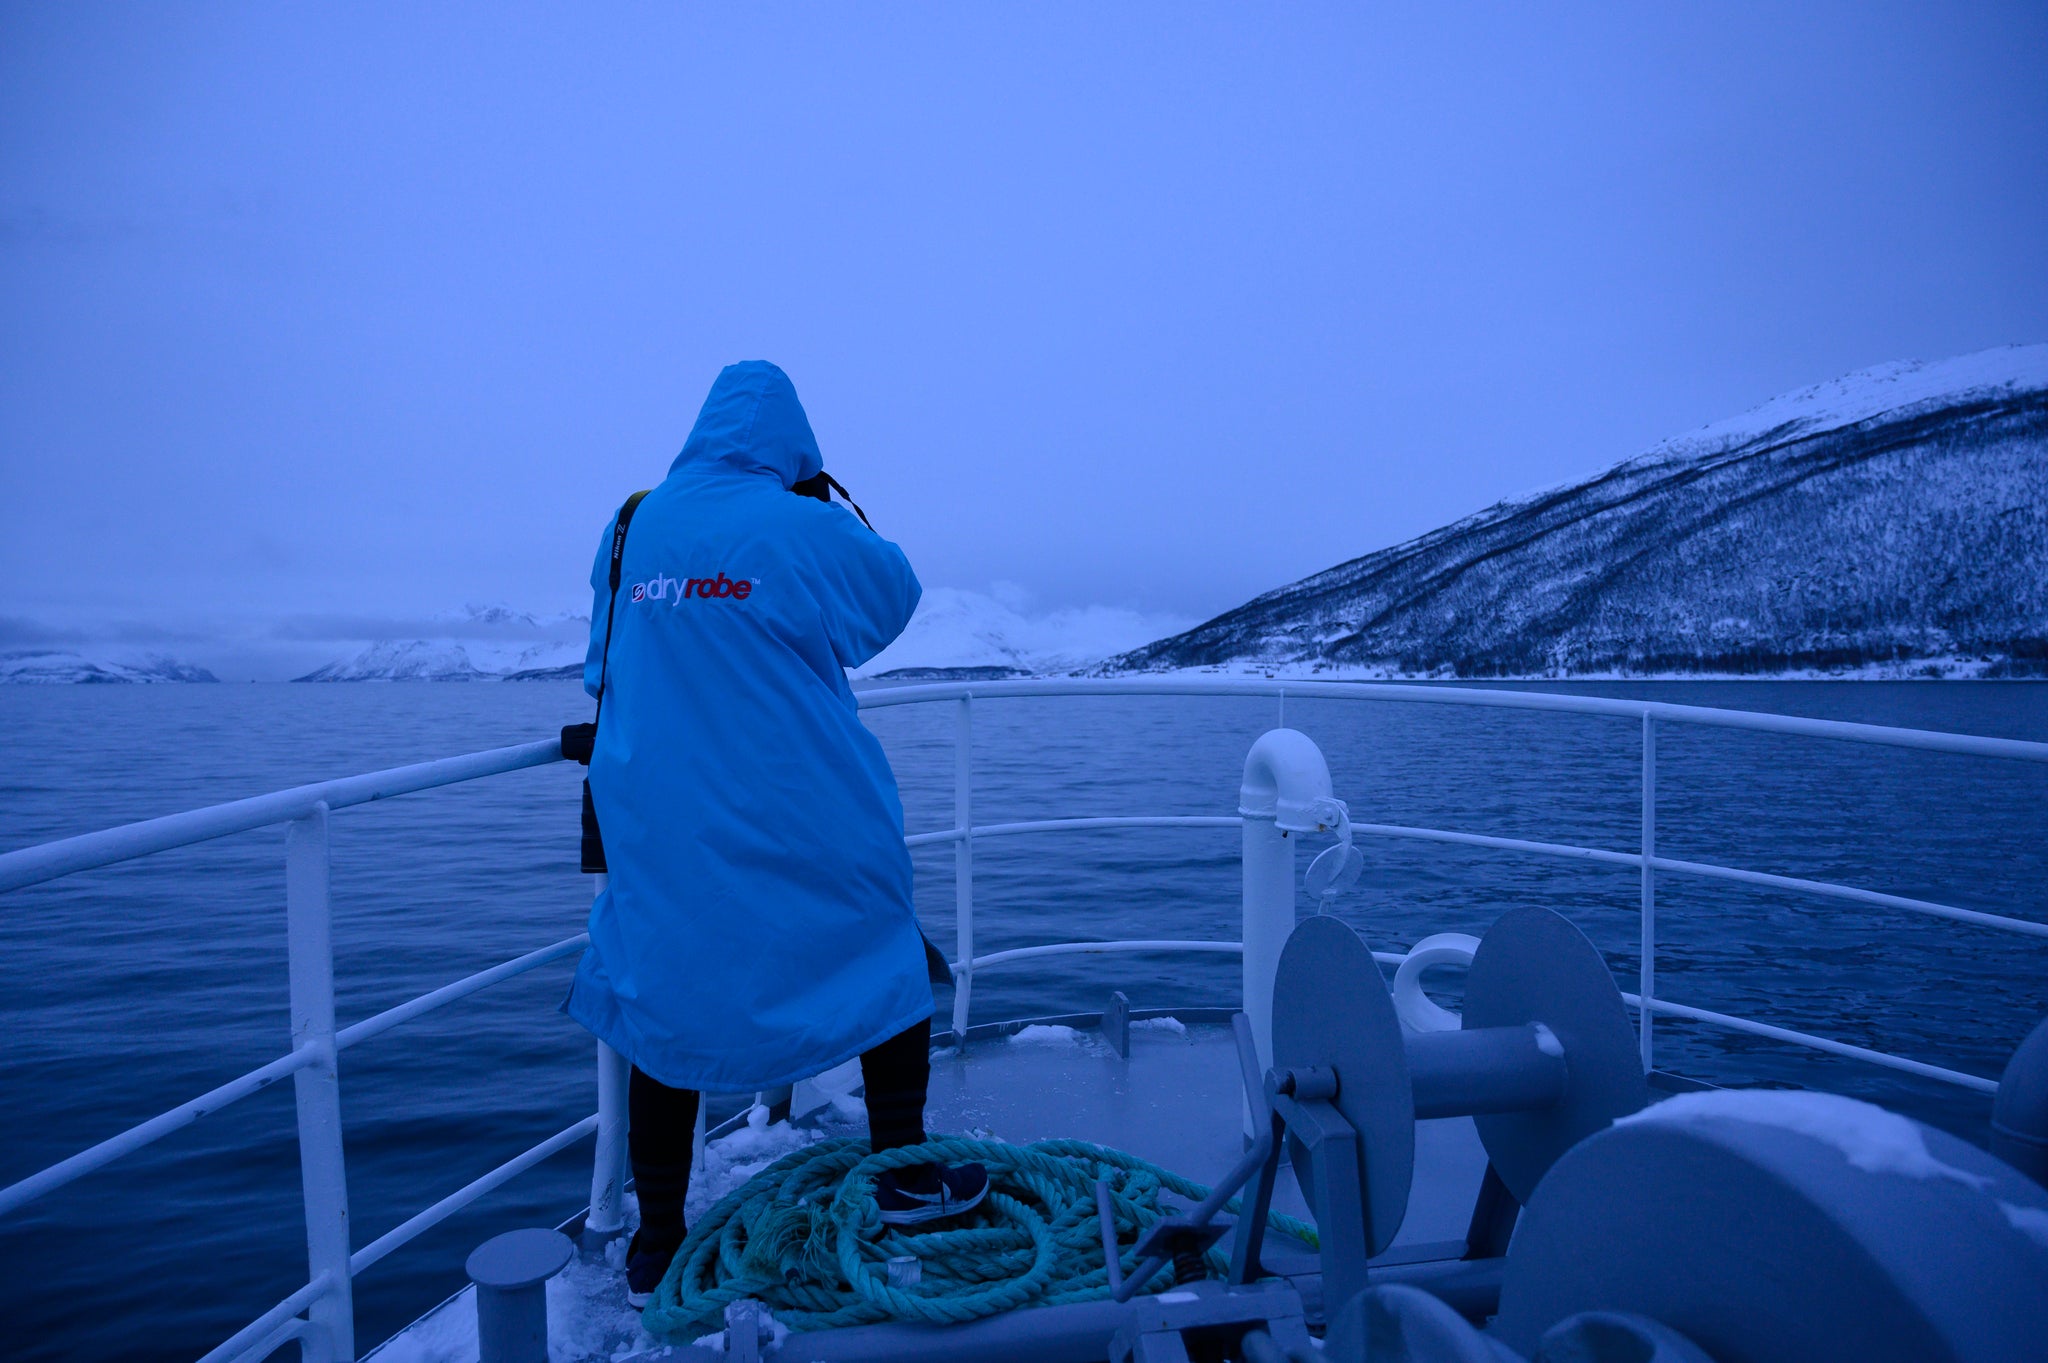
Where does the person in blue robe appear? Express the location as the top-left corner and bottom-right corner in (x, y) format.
(564, 361), (985, 1303)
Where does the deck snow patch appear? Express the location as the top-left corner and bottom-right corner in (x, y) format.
(1619, 1089), (1989, 1187)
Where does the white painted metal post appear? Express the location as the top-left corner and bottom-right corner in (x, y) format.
(287, 805), (354, 1363)
(1239, 729), (1334, 1133)
(1639, 714), (1657, 1074)
(1240, 816), (1293, 1094)
(586, 877), (630, 1244)
(951, 697), (974, 1040)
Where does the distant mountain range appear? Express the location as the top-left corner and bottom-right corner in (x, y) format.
(0, 651), (220, 684)
(288, 604), (589, 681)
(1103, 345), (2048, 680)
(16, 347), (2043, 684)
(851, 588), (1191, 680)
(296, 641), (519, 682)
(281, 589), (1188, 682)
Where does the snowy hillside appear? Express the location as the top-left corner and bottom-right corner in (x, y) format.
(0, 650), (220, 684)
(852, 587), (1192, 679)
(1103, 345), (2048, 679)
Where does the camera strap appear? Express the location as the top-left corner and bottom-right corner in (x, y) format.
(820, 473), (874, 531)
(593, 489), (652, 722)
(567, 488), (649, 870)
(791, 470), (875, 532)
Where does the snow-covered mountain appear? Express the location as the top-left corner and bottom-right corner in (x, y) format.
(0, 650), (220, 684)
(295, 641), (494, 682)
(1103, 345), (2048, 679)
(853, 587), (1192, 680)
(293, 603), (589, 681)
(294, 638), (585, 682)
(296, 589), (1185, 681)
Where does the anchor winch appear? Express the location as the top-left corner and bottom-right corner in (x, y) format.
(1227, 905), (1650, 1310)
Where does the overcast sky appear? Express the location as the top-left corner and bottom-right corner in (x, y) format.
(3, 4), (2045, 674)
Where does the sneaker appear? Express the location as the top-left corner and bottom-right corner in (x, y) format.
(625, 1228), (681, 1309)
(874, 1162), (990, 1225)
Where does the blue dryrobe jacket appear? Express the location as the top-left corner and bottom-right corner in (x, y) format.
(564, 362), (931, 1092)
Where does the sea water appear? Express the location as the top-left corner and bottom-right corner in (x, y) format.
(1, 680), (2045, 1362)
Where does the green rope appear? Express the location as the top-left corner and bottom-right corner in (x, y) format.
(640, 1135), (1319, 1341)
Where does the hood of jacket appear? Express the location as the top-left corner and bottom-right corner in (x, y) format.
(669, 361), (824, 489)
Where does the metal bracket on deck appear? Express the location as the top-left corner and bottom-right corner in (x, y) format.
(1106, 990), (1132, 1059)
(1218, 1053), (1376, 1309)
(1107, 1281), (1314, 1363)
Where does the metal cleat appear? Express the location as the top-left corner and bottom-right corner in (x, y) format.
(465, 1228), (574, 1363)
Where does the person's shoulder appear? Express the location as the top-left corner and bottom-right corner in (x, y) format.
(724, 484), (906, 573)
(776, 492), (882, 545)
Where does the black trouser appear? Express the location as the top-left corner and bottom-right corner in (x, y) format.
(628, 1016), (933, 1246)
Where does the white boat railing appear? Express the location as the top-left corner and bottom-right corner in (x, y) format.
(1, 677), (2044, 1363)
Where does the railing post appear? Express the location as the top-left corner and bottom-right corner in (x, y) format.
(287, 804), (354, 1363)
(585, 878), (630, 1248)
(951, 696), (974, 1040)
(1639, 714), (1657, 1074)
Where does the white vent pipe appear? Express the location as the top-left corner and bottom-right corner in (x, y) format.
(1239, 728), (1337, 1127)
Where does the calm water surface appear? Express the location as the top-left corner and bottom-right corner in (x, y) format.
(2, 680), (2045, 1361)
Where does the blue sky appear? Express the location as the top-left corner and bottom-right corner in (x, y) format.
(2, 3), (2044, 674)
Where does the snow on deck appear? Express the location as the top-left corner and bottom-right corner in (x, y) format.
(366, 1106), (835, 1363)
(1617, 1089), (1990, 1187)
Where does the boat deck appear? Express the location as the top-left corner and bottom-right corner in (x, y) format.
(370, 1017), (1490, 1362)
(924, 1018), (1490, 1254)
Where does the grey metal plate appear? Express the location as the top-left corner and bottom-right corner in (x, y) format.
(1463, 906), (1649, 1204)
(1272, 913), (1416, 1254)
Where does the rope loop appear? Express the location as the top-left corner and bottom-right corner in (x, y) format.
(640, 1135), (1318, 1341)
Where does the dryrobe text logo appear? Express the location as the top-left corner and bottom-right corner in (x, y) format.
(630, 572), (756, 604)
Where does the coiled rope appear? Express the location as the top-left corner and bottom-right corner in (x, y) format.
(641, 1135), (1318, 1341)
